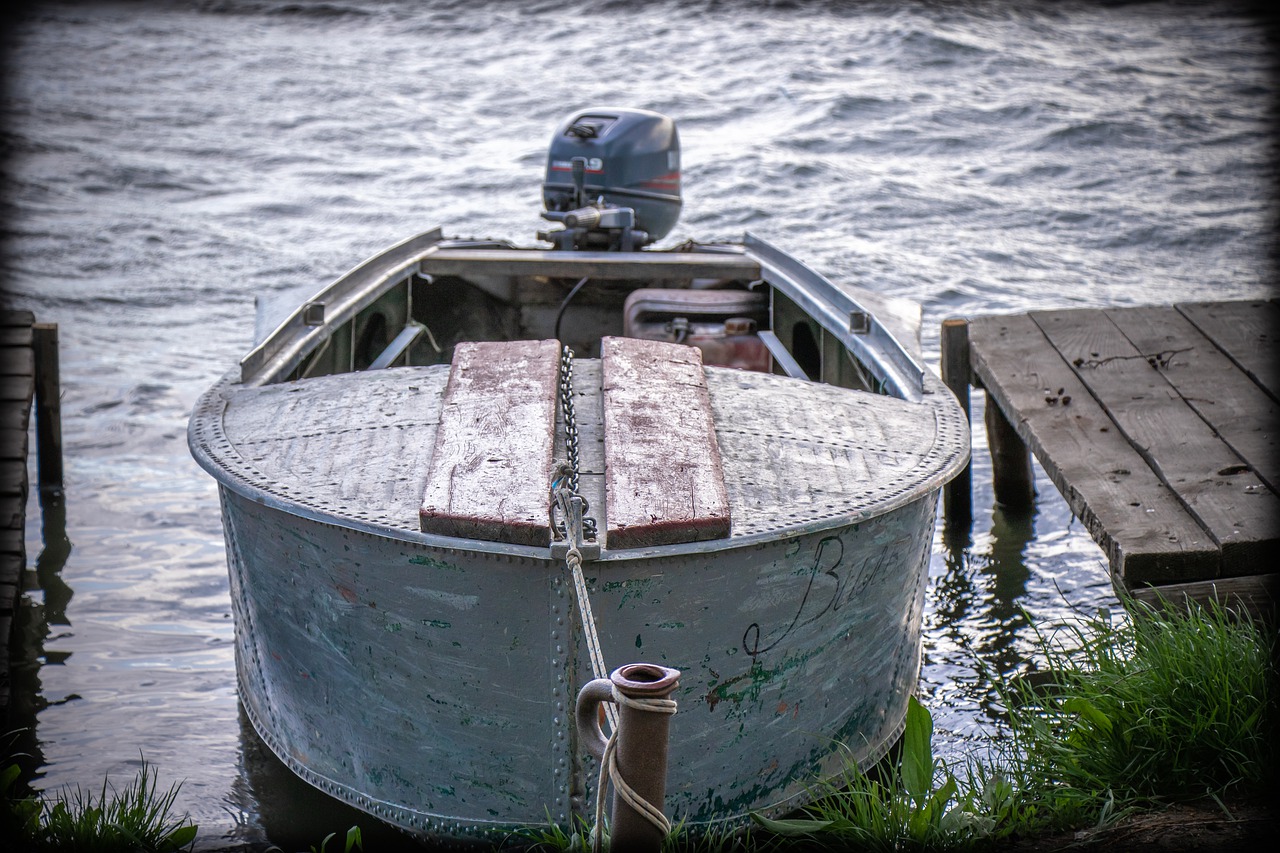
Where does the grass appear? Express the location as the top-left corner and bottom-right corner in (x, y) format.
(516, 812), (767, 852)
(291, 825), (364, 853)
(1, 758), (198, 852)
(754, 696), (1004, 851)
(992, 598), (1278, 832)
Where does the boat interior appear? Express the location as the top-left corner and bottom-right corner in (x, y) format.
(242, 234), (912, 403)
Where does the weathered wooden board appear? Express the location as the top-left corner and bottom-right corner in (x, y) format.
(0, 461), (27, 496)
(419, 339), (560, 546)
(969, 313), (1217, 584)
(1, 347), (33, 378)
(1177, 300), (1279, 402)
(1032, 308), (1279, 577)
(1129, 572), (1278, 623)
(0, 326), (34, 348)
(601, 336), (730, 549)
(1106, 305), (1278, 495)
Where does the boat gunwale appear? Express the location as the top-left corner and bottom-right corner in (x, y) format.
(241, 227), (447, 384)
(744, 231), (925, 402)
(240, 232), (766, 389)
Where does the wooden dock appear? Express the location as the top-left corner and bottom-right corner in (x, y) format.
(942, 299), (1278, 616)
(1, 311), (36, 723)
(0, 310), (61, 725)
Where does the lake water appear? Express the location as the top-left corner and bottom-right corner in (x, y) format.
(1, 1), (1274, 849)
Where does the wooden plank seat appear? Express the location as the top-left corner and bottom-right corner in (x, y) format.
(419, 340), (561, 546)
(419, 336), (732, 550)
(601, 336), (730, 549)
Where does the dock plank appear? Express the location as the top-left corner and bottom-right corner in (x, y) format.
(1177, 300), (1279, 402)
(969, 313), (1216, 584)
(1032, 308), (1279, 577)
(0, 326), (34, 348)
(1129, 571), (1278, 619)
(1, 347), (33, 378)
(0, 377), (35, 403)
(1106, 305), (1279, 495)
(602, 336), (730, 549)
(419, 339), (560, 546)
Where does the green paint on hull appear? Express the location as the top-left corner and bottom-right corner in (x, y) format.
(407, 553), (465, 573)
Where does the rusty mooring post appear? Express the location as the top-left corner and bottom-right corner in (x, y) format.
(576, 663), (680, 853)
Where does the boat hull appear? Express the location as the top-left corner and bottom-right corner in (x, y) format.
(192, 229), (971, 841)
(219, 484), (937, 842)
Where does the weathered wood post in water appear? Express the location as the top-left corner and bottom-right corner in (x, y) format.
(576, 663), (680, 853)
(985, 389), (1035, 511)
(941, 318), (972, 529)
(32, 323), (63, 498)
(942, 315), (1035, 515)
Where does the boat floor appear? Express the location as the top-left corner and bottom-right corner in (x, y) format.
(202, 359), (965, 553)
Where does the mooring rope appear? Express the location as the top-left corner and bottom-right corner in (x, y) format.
(554, 344), (675, 851)
(591, 686), (678, 853)
(560, 536), (617, 733)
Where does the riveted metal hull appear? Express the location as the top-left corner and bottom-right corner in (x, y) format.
(217, 483), (936, 843)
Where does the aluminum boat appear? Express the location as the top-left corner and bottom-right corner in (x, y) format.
(188, 107), (970, 844)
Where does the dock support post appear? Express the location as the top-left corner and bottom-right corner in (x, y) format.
(32, 323), (63, 499)
(985, 391), (1034, 511)
(940, 318), (972, 530)
(576, 663), (680, 853)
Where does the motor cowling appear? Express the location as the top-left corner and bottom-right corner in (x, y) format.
(540, 108), (682, 251)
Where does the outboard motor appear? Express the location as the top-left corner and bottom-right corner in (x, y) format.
(539, 108), (682, 251)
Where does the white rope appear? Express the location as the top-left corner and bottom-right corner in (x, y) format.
(564, 543), (618, 734)
(591, 687), (678, 853)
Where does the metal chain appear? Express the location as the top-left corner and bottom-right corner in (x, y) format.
(557, 345), (596, 540)
(558, 345), (583, 484)
(558, 345), (582, 492)
(556, 345), (676, 848)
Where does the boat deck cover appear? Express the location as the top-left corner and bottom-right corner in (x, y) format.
(203, 354), (965, 552)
